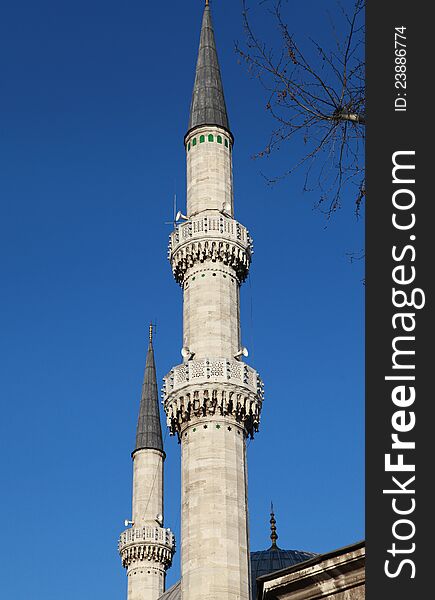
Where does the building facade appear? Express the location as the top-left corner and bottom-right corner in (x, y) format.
(257, 541), (365, 600)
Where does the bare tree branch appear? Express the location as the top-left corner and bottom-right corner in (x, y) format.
(236, 0), (365, 218)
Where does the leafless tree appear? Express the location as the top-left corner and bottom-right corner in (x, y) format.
(236, 0), (365, 218)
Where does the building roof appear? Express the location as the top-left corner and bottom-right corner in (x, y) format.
(157, 543), (364, 600)
(186, 2), (231, 138)
(248, 505), (318, 597)
(134, 326), (163, 453)
(251, 547), (317, 599)
(255, 540), (365, 600)
(158, 580), (181, 600)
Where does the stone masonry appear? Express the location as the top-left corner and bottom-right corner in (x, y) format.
(162, 5), (264, 600)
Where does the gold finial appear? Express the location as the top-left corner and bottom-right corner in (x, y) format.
(270, 502), (278, 548)
(149, 323), (153, 343)
(205, 0), (209, 6)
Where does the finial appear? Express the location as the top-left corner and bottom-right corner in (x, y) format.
(205, 0), (209, 6)
(149, 323), (153, 343)
(270, 502), (278, 548)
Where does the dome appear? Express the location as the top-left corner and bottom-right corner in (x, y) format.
(250, 546), (317, 598)
(250, 506), (317, 598)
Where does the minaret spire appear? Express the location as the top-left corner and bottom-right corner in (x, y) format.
(135, 325), (163, 453)
(187, 1), (231, 137)
(119, 325), (174, 600)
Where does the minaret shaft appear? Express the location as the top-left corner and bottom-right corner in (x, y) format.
(186, 126), (234, 217)
(132, 449), (164, 526)
(173, 131), (251, 360)
(164, 5), (263, 600)
(183, 261), (241, 359)
(180, 419), (251, 600)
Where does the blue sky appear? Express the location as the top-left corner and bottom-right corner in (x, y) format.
(0, 1), (364, 597)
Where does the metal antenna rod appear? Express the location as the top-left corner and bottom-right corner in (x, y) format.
(164, 193), (178, 226)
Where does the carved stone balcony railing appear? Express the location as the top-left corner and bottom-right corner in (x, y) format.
(163, 358), (262, 396)
(169, 214), (253, 254)
(162, 358), (264, 438)
(168, 214), (253, 284)
(118, 525), (175, 569)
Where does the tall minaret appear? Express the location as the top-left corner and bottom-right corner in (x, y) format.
(163, 4), (263, 600)
(119, 326), (175, 600)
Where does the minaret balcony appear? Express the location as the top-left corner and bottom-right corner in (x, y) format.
(118, 525), (175, 568)
(168, 214), (253, 284)
(163, 358), (262, 396)
(162, 358), (264, 438)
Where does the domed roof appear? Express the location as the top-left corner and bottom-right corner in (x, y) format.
(250, 546), (317, 597)
(250, 506), (317, 598)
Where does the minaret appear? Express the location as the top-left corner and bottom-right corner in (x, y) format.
(163, 4), (264, 600)
(119, 325), (175, 600)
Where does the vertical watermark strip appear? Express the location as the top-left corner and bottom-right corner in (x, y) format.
(366, 1), (431, 597)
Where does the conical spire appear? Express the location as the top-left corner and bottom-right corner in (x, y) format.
(134, 325), (163, 453)
(187, 2), (231, 136)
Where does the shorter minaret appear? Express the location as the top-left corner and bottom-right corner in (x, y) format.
(119, 326), (175, 600)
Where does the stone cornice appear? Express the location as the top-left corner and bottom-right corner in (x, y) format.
(118, 526), (175, 569)
(184, 124), (234, 146)
(257, 542), (365, 600)
(120, 543), (174, 569)
(163, 385), (262, 439)
(131, 447), (166, 460)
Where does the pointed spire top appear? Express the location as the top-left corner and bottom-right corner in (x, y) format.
(134, 327), (163, 454)
(186, 1), (232, 139)
(270, 502), (279, 548)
